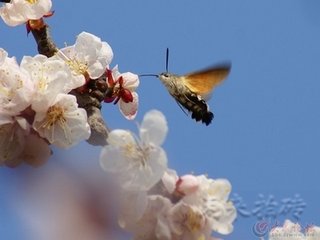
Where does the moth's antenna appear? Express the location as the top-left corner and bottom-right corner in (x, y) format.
(165, 48), (169, 73)
(139, 48), (170, 77)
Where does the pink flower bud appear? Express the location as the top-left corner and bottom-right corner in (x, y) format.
(176, 174), (200, 196)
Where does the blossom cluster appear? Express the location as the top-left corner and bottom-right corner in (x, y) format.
(0, 0), (52, 27)
(0, 46), (90, 166)
(0, 30), (139, 167)
(269, 220), (320, 240)
(100, 110), (236, 240)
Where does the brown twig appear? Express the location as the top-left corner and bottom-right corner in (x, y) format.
(31, 23), (57, 57)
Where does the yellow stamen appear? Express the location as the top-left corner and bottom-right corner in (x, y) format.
(66, 59), (88, 75)
(42, 105), (66, 128)
(123, 142), (149, 167)
(25, 0), (38, 4)
(185, 208), (204, 233)
(41, 105), (71, 143)
(197, 235), (206, 240)
(56, 50), (88, 76)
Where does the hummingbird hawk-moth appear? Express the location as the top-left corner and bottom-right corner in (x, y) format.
(141, 49), (230, 125)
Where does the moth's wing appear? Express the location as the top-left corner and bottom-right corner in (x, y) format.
(182, 62), (231, 99)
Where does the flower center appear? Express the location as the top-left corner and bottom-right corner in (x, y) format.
(123, 141), (149, 167)
(42, 105), (66, 128)
(56, 50), (88, 77)
(185, 208), (205, 233)
(66, 58), (88, 76)
(25, 0), (38, 4)
(104, 71), (134, 104)
(40, 104), (73, 144)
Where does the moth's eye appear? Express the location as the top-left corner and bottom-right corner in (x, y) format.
(162, 73), (169, 78)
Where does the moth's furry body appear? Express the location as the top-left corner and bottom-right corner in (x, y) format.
(159, 73), (213, 125)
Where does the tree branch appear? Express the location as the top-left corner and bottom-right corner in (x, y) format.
(31, 23), (57, 57)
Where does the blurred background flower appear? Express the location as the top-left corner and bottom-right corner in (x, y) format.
(0, 148), (128, 240)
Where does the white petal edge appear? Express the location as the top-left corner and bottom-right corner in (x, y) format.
(140, 109), (168, 146)
(119, 92), (138, 120)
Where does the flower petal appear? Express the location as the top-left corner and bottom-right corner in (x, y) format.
(74, 32), (113, 78)
(101, 130), (136, 173)
(87, 41), (113, 79)
(206, 200), (236, 235)
(162, 169), (179, 194)
(0, 53), (34, 115)
(118, 190), (148, 229)
(99, 145), (130, 173)
(21, 54), (71, 112)
(119, 92), (138, 120)
(121, 72), (139, 90)
(0, 48), (8, 65)
(118, 146), (167, 191)
(208, 179), (232, 201)
(140, 109), (168, 146)
(106, 129), (136, 147)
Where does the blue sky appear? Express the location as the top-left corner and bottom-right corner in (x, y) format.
(1, 0), (320, 239)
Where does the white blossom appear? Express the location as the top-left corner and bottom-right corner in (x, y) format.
(162, 171), (236, 237)
(0, 0), (52, 26)
(58, 31), (113, 79)
(100, 109), (168, 191)
(20, 54), (80, 112)
(111, 66), (140, 120)
(168, 202), (212, 240)
(182, 176), (236, 235)
(0, 48), (34, 115)
(33, 94), (90, 148)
